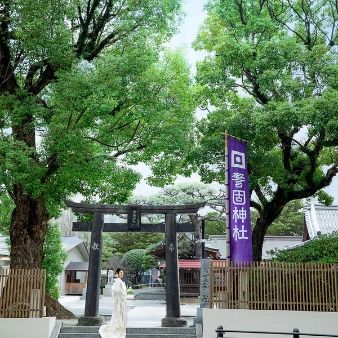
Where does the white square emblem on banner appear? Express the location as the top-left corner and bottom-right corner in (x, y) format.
(231, 150), (246, 169)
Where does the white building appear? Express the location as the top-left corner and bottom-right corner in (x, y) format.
(60, 236), (89, 296)
(0, 235), (89, 296)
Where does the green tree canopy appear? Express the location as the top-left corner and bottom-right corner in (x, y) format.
(187, 0), (338, 260)
(102, 232), (164, 258)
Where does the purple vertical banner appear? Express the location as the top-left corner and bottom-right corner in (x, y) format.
(227, 136), (253, 262)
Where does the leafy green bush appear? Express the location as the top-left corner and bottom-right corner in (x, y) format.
(42, 224), (67, 298)
(122, 249), (154, 285)
(273, 232), (338, 263)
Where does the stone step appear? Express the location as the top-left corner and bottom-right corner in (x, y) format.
(59, 335), (195, 338)
(61, 326), (195, 334)
(59, 325), (196, 337)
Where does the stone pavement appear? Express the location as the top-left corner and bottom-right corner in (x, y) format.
(58, 295), (199, 328)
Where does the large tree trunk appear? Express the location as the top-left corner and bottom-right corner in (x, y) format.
(252, 198), (287, 261)
(45, 294), (76, 319)
(9, 184), (76, 318)
(10, 185), (49, 268)
(252, 219), (267, 262)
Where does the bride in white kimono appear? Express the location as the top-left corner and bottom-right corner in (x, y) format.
(99, 268), (127, 338)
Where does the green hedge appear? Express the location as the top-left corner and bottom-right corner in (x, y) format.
(273, 232), (338, 263)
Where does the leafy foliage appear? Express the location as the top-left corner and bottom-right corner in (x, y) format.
(273, 232), (338, 263)
(0, 193), (13, 235)
(254, 199), (304, 236)
(204, 212), (226, 236)
(102, 232), (164, 259)
(42, 224), (67, 298)
(187, 0), (338, 260)
(101, 230), (163, 275)
(121, 249), (154, 285)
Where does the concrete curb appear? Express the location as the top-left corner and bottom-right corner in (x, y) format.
(50, 320), (62, 338)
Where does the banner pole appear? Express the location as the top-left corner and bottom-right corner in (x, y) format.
(225, 131), (231, 261)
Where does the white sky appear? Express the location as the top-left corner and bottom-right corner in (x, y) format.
(133, 0), (338, 203)
(169, 0), (208, 74)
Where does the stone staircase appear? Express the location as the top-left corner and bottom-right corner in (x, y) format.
(58, 325), (196, 338)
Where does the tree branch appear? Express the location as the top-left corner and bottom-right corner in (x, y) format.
(235, 0), (246, 25)
(254, 183), (268, 207)
(278, 130), (293, 172)
(24, 61), (46, 91)
(243, 68), (269, 104)
(250, 200), (262, 214)
(322, 138), (338, 147)
(86, 136), (117, 148)
(41, 154), (59, 183)
(75, 0), (132, 60)
(114, 143), (146, 158)
(87, 23), (141, 61)
(75, 0), (101, 56)
(0, 0), (18, 92)
(29, 64), (56, 95)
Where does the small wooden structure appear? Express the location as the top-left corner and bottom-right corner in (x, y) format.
(0, 269), (46, 318)
(64, 262), (88, 295)
(66, 200), (204, 326)
(153, 240), (221, 297)
(159, 259), (201, 296)
(210, 261), (338, 311)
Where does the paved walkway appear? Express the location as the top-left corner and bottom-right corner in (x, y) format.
(59, 295), (199, 328)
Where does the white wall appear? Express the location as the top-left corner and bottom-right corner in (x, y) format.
(59, 247), (87, 296)
(202, 309), (338, 338)
(0, 317), (55, 338)
(206, 235), (303, 259)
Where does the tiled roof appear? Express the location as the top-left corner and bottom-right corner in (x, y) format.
(65, 261), (89, 271)
(0, 235), (87, 257)
(304, 203), (338, 239)
(62, 235), (84, 252)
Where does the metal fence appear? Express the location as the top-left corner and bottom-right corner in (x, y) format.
(0, 268), (46, 318)
(212, 261), (338, 311)
(215, 325), (338, 338)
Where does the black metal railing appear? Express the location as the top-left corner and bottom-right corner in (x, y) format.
(215, 325), (338, 338)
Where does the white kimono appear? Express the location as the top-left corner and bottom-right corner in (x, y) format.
(99, 278), (127, 338)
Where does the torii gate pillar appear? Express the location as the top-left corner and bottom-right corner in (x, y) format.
(78, 213), (104, 326)
(161, 213), (187, 327)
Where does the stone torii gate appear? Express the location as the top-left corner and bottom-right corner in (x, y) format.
(66, 200), (204, 327)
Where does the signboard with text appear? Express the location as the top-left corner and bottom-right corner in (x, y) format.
(227, 136), (253, 262)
